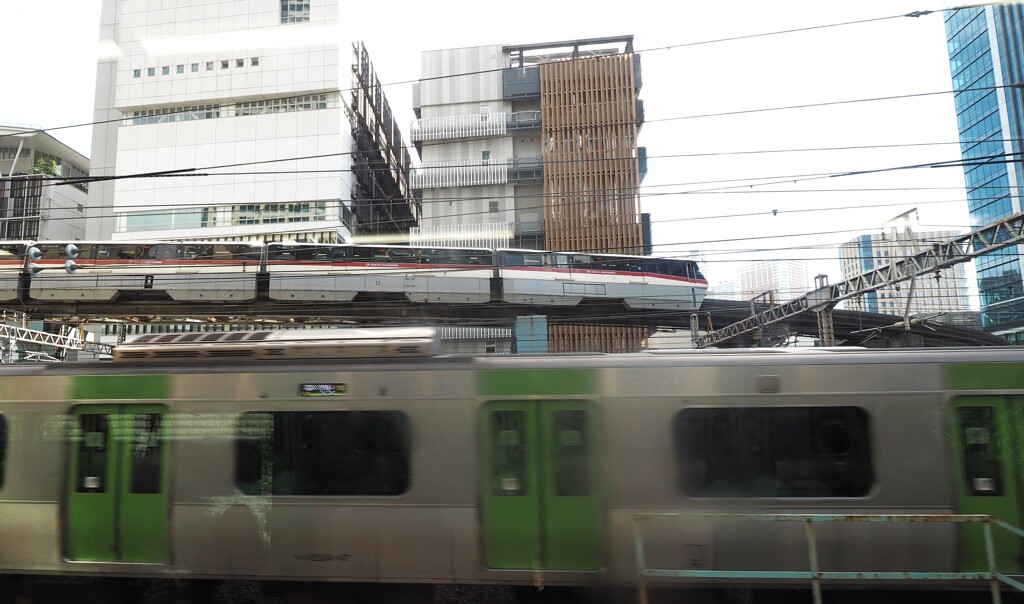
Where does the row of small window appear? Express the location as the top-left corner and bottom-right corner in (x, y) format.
(118, 202), (329, 233)
(133, 58), (260, 79)
(127, 93), (336, 125)
(0, 406), (876, 498)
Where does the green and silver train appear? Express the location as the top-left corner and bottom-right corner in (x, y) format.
(0, 328), (1023, 598)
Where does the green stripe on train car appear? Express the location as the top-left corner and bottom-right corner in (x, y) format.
(71, 375), (171, 400)
(480, 369), (596, 396)
(947, 363), (1024, 390)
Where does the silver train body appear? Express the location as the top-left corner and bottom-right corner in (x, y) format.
(1, 341), (1021, 592)
(0, 241), (708, 311)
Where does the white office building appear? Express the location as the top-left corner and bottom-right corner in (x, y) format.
(0, 126), (88, 241)
(89, 0), (414, 243)
(737, 260), (811, 302)
(839, 210), (970, 316)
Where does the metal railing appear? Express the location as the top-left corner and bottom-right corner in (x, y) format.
(634, 512), (1024, 604)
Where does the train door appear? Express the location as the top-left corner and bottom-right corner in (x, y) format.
(951, 396), (1024, 572)
(65, 405), (170, 563)
(482, 400), (600, 571)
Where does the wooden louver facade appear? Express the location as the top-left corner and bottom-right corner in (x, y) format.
(540, 53), (642, 256)
(539, 52), (647, 352)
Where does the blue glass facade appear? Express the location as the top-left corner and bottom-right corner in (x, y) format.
(946, 6), (1024, 336)
(857, 235), (879, 313)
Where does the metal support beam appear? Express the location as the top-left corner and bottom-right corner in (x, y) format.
(697, 212), (1024, 348)
(0, 324), (112, 358)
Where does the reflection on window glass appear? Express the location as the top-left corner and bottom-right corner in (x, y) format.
(959, 407), (1003, 496)
(674, 407), (873, 498)
(236, 411), (410, 496)
(491, 411), (527, 496)
(77, 414), (109, 493)
(130, 414), (163, 494)
(552, 410), (590, 496)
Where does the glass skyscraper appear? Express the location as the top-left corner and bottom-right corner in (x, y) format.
(945, 5), (1024, 343)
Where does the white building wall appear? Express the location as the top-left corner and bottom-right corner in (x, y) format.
(738, 260), (811, 302)
(89, 0), (352, 242)
(416, 45), (544, 246)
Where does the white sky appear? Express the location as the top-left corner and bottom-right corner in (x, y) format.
(1, 1), (981, 305)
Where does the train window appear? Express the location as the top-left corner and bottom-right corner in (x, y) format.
(490, 411), (528, 496)
(552, 410), (590, 496)
(235, 411), (411, 497)
(674, 407), (873, 498)
(76, 414), (110, 493)
(958, 407), (1004, 496)
(498, 251), (524, 267)
(130, 414), (163, 494)
(0, 416), (6, 489)
(146, 244), (179, 261)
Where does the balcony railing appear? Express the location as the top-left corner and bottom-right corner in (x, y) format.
(410, 111), (541, 142)
(410, 159), (509, 189)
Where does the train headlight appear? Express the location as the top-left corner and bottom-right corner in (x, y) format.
(65, 260), (78, 274)
(66, 243), (80, 259)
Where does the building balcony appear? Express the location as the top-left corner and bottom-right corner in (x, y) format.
(508, 157), (543, 184)
(409, 111), (541, 143)
(411, 159), (509, 189)
(503, 67), (541, 100)
(501, 52), (642, 99)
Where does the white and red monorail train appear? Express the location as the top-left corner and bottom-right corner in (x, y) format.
(0, 241), (708, 311)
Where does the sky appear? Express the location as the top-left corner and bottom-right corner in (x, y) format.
(1, 0), (983, 306)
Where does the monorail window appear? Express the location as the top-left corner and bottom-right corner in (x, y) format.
(674, 407), (873, 498)
(0, 416), (6, 489)
(958, 407), (1003, 496)
(235, 411), (411, 496)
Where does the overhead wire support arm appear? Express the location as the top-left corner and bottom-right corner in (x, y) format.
(695, 212), (1024, 348)
(0, 324), (112, 357)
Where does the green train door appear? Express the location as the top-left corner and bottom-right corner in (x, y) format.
(482, 401), (600, 571)
(66, 405), (170, 563)
(951, 396), (1024, 572)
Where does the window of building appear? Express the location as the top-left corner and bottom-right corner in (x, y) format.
(147, 67), (156, 77)
(133, 69), (141, 78)
(129, 105), (221, 125)
(235, 93), (332, 116)
(121, 207), (216, 232)
(191, 63), (199, 73)
(221, 60), (229, 69)
(280, 0), (311, 23)
(235, 411), (411, 496)
(162, 66), (170, 75)
(176, 64), (185, 74)
(481, 150), (491, 162)
(489, 201), (499, 214)
(230, 201), (326, 225)
(236, 58), (244, 68)
(206, 61), (214, 71)
(674, 406), (873, 498)
(251, 57), (260, 67)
